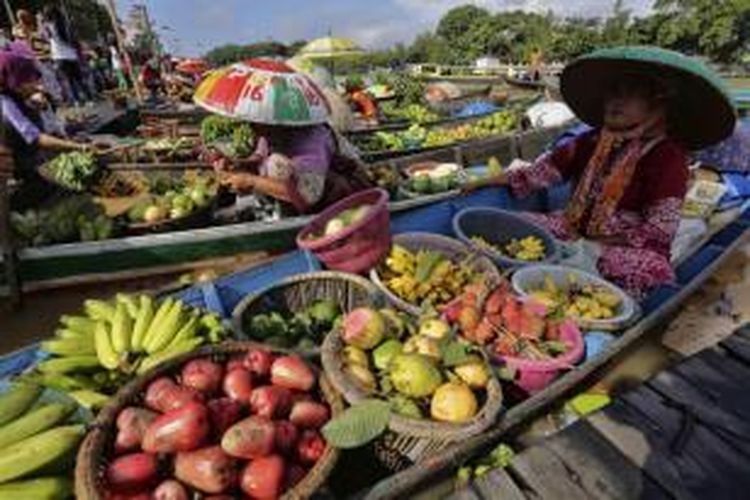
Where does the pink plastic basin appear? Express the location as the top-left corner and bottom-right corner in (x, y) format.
(296, 188), (391, 274)
(494, 319), (584, 394)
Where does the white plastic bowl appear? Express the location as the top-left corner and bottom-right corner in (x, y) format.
(511, 264), (639, 331)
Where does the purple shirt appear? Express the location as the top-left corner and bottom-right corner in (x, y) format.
(1, 95), (40, 145)
(255, 125), (334, 177)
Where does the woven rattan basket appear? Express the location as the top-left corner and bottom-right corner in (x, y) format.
(321, 330), (503, 471)
(75, 341), (343, 500)
(232, 271), (385, 353)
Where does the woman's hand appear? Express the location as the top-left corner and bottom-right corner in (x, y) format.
(219, 171), (256, 194)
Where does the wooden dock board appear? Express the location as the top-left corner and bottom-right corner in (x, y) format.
(447, 328), (750, 500)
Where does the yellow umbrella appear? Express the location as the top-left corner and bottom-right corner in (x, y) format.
(297, 36), (364, 60)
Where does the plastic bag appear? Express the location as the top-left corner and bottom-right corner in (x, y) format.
(558, 239), (602, 275)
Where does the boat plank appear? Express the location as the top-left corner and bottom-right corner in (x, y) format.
(617, 385), (750, 500)
(472, 467), (527, 500)
(672, 349), (750, 394)
(443, 486), (483, 500)
(719, 334), (750, 365)
(647, 368), (750, 439)
(509, 445), (594, 500)
(541, 421), (655, 500)
(588, 401), (693, 499)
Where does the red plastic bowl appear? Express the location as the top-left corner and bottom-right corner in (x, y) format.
(296, 188), (391, 274)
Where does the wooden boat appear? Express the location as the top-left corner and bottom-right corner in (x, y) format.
(0, 126), (567, 292)
(504, 75), (548, 90)
(0, 137), (747, 498)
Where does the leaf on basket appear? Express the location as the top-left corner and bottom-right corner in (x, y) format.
(441, 341), (473, 367)
(322, 399), (391, 449)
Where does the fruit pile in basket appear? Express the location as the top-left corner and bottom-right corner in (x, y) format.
(528, 273), (623, 320)
(25, 294), (227, 407)
(471, 235), (546, 262)
(447, 283), (577, 361)
(104, 350), (333, 498)
(336, 307), (494, 424)
(380, 245), (481, 308)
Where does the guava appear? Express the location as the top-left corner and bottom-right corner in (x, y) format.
(430, 382), (478, 423)
(389, 354), (442, 398)
(342, 346), (369, 369)
(344, 364), (377, 394)
(418, 319), (451, 340)
(372, 340), (403, 371)
(454, 359), (490, 389)
(389, 395), (423, 419)
(380, 308), (407, 339)
(342, 308), (385, 350)
(403, 336), (441, 361)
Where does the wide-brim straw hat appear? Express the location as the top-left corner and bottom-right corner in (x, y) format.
(561, 46), (736, 149)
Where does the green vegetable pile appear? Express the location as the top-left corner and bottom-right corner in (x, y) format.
(11, 196), (114, 247)
(200, 115), (254, 158)
(45, 152), (99, 191)
(381, 103), (439, 124)
(243, 299), (342, 350)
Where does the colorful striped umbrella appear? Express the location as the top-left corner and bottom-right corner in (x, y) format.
(286, 56), (335, 89)
(176, 58), (209, 75)
(193, 59), (331, 126)
(297, 37), (364, 60)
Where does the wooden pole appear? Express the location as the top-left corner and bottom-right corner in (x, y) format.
(2, 0), (14, 27)
(103, 0), (142, 102)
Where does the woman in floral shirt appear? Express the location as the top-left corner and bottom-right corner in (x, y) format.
(467, 47), (736, 297)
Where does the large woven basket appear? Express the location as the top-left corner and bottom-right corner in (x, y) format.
(370, 232), (502, 316)
(232, 271), (385, 354)
(75, 342), (343, 500)
(321, 330), (503, 471)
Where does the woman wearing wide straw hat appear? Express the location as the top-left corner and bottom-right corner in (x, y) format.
(194, 58), (371, 216)
(466, 46), (736, 297)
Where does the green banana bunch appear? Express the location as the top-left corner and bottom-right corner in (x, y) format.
(0, 425), (84, 483)
(0, 476), (73, 500)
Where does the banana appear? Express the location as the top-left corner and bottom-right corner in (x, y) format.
(67, 390), (109, 410)
(145, 301), (185, 354)
(54, 328), (93, 341)
(142, 297), (175, 351)
(165, 315), (199, 350)
(138, 336), (203, 374)
(37, 356), (101, 374)
(0, 403), (76, 449)
(22, 372), (97, 393)
(59, 315), (97, 335)
(94, 322), (119, 370)
(0, 384), (42, 426)
(0, 425), (84, 483)
(0, 476), (73, 500)
(116, 293), (141, 319)
(83, 299), (116, 323)
(40, 338), (95, 356)
(110, 302), (132, 354)
(130, 295), (155, 352)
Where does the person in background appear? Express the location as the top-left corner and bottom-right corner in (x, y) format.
(138, 56), (162, 103)
(0, 53), (93, 208)
(344, 77), (379, 125)
(108, 37), (128, 90)
(41, 5), (89, 105)
(12, 9), (48, 59)
(465, 47), (735, 298)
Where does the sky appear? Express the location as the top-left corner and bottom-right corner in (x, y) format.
(117, 0), (654, 56)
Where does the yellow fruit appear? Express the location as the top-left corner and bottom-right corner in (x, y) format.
(430, 383), (478, 423)
(418, 319), (451, 340)
(403, 336), (441, 361)
(454, 361), (490, 389)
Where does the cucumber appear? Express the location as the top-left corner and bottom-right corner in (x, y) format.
(0, 383), (42, 426)
(0, 425), (84, 483)
(0, 403), (75, 449)
(0, 476), (73, 500)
